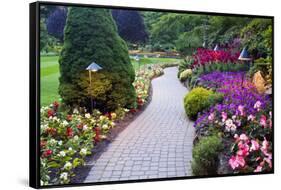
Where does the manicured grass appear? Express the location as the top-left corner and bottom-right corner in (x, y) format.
(40, 56), (60, 106)
(40, 55), (180, 106)
(131, 57), (180, 70)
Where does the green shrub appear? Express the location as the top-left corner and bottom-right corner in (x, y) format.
(179, 69), (192, 82)
(178, 57), (193, 77)
(59, 7), (136, 111)
(192, 135), (223, 175)
(184, 87), (222, 120)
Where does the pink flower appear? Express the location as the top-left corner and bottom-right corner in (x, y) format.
(247, 114), (255, 121)
(239, 134), (249, 141)
(238, 105), (245, 116)
(208, 112), (215, 121)
(260, 115), (267, 127)
(237, 142), (249, 157)
(264, 157), (272, 168)
(254, 101), (262, 111)
(229, 155), (246, 170)
(221, 112), (227, 122)
(254, 165), (263, 172)
(250, 140), (260, 151)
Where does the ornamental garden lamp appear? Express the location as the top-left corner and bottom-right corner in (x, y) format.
(86, 62), (102, 113)
(238, 47), (252, 88)
(214, 44), (219, 51)
(134, 55), (140, 71)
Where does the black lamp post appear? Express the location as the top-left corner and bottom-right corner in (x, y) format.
(86, 62), (102, 113)
(238, 47), (252, 88)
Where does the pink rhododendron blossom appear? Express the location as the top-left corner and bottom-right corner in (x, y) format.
(221, 112), (227, 122)
(229, 155), (246, 170)
(254, 101), (262, 111)
(208, 112), (215, 121)
(237, 143), (249, 157)
(239, 134), (248, 141)
(238, 105), (245, 116)
(260, 115), (267, 127)
(250, 140), (260, 152)
(254, 165), (263, 172)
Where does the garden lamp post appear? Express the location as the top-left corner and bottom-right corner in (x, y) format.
(214, 44), (219, 51)
(238, 47), (252, 88)
(135, 55), (140, 71)
(86, 62), (102, 113)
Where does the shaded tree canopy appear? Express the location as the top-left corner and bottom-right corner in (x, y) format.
(46, 6), (67, 41)
(112, 10), (148, 44)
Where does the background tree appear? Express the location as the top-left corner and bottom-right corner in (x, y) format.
(46, 7), (67, 41)
(59, 7), (136, 111)
(112, 10), (148, 44)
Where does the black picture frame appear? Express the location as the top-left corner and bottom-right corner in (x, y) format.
(30, 1), (274, 189)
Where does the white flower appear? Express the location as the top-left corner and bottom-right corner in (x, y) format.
(59, 172), (68, 181)
(63, 162), (72, 170)
(68, 147), (73, 151)
(59, 151), (66, 157)
(85, 113), (91, 119)
(41, 124), (48, 131)
(49, 139), (57, 146)
(73, 108), (79, 114)
(102, 124), (109, 130)
(225, 119), (233, 126)
(58, 140), (63, 146)
(80, 148), (87, 156)
(83, 125), (88, 131)
(62, 120), (68, 126)
(247, 114), (255, 121)
(73, 135), (79, 141)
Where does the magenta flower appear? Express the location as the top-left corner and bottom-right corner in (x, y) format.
(260, 115), (267, 128)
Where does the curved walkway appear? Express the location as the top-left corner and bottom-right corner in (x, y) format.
(84, 67), (195, 182)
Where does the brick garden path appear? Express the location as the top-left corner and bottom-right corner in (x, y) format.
(84, 67), (195, 182)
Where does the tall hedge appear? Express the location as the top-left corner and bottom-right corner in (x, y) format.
(59, 7), (136, 111)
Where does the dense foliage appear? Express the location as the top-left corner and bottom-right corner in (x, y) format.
(59, 7), (136, 111)
(112, 10), (148, 44)
(192, 135), (223, 175)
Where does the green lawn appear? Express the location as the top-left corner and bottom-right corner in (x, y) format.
(131, 57), (180, 70)
(40, 55), (180, 106)
(40, 56), (60, 106)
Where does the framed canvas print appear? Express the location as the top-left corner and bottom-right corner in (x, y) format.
(29, 1), (274, 188)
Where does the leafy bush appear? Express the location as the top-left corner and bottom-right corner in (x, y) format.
(179, 69), (192, 82)
(184, 87), (222, 120)
(192, 135), (223, 175)
(178, 57), (193, 77)
(59, 7), (136, 112)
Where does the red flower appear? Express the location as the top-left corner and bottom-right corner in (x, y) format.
(46, 127), (57, 136)
(43, 149), (52, 157)
(53, 101), (59, 109)
(77, 124), (83, 130)
(94, 127), (101, 142)
(40, 140), (47, 148)
(66, 127), (74, 137)
(47, 109), (54, 118)
(66, 114), (72, 121)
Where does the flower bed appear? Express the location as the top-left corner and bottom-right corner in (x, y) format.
(133, 66), (164, 108)
(40, 102), (117, 185)
(192, 48), (240, 68)
(192, 71), (272, 174)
